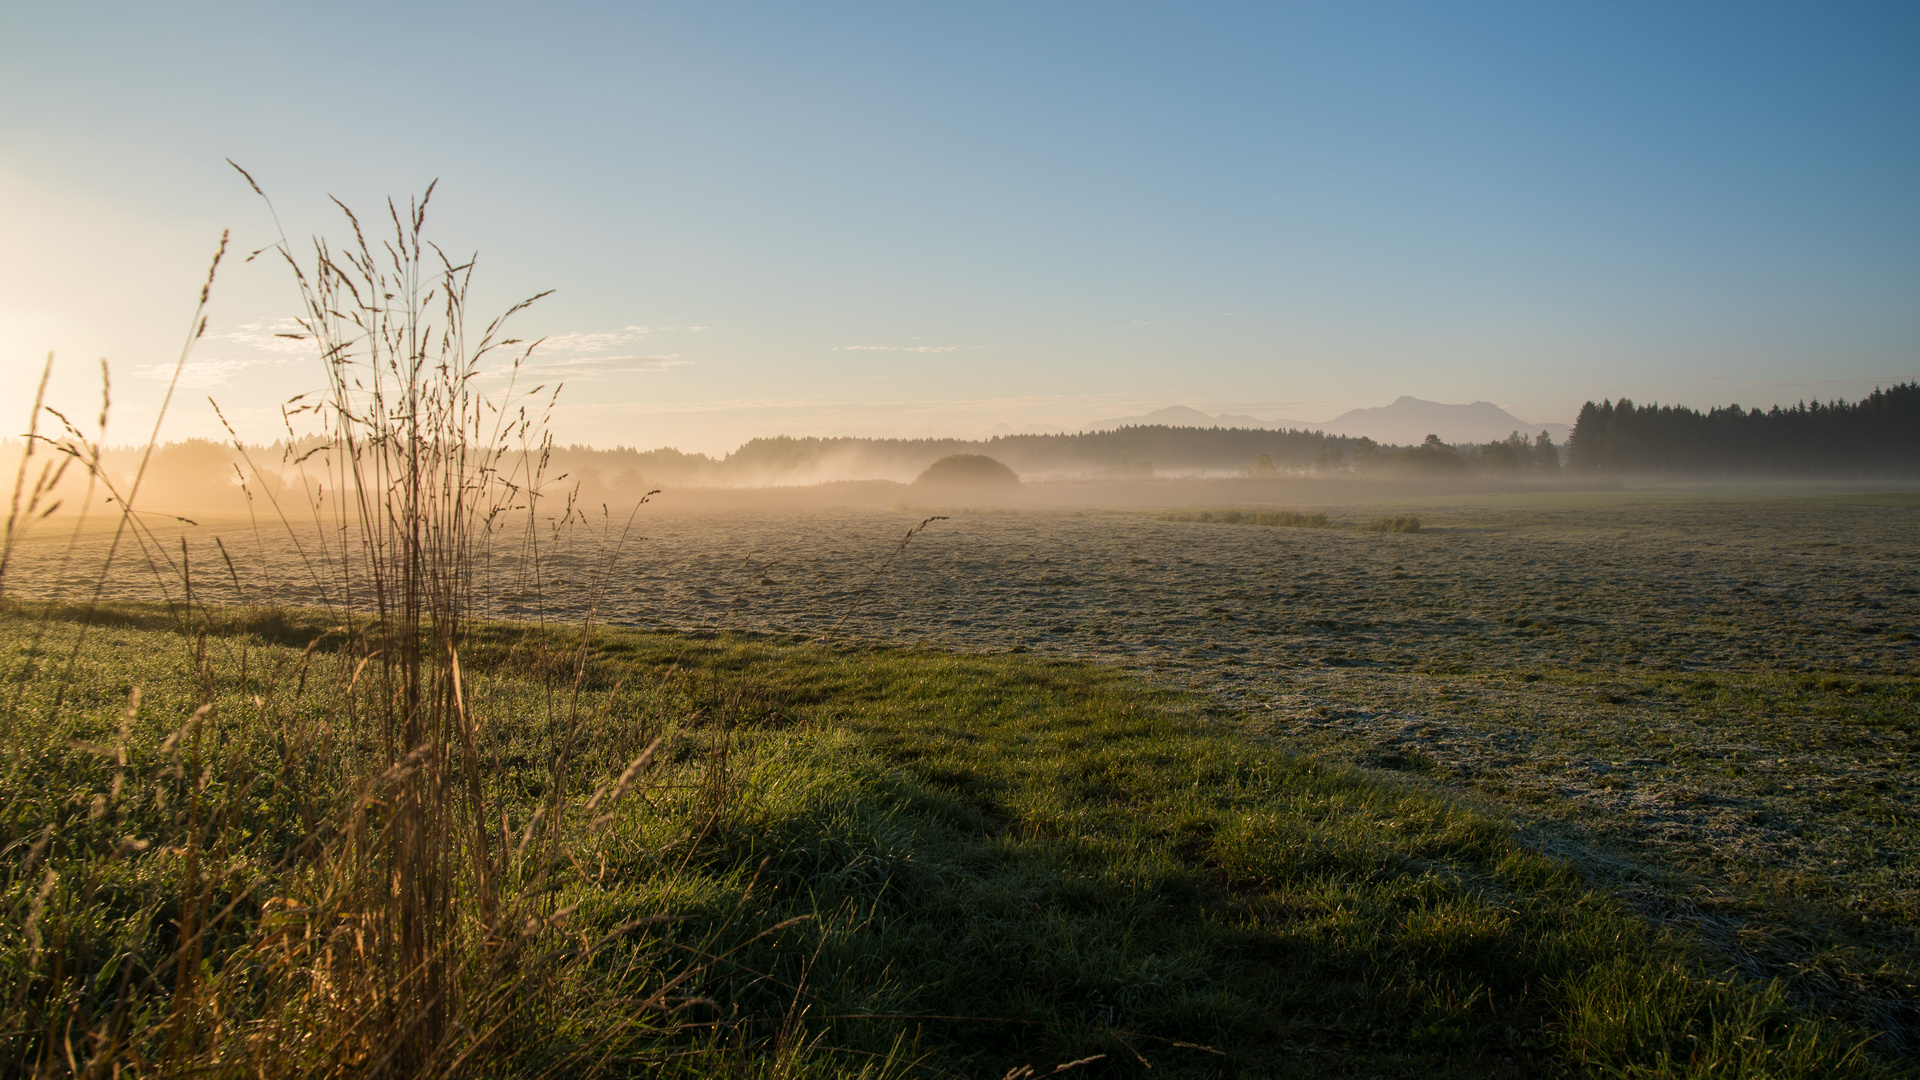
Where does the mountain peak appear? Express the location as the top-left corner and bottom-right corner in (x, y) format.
(1320, 398), (1568, 445)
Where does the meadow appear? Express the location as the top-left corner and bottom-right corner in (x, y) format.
(3, 180), (1911, 1075)
(3, 486), (1915, 1074)
(0, 597), (1893, 1078)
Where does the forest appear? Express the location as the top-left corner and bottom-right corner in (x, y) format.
(1566, 383), (1920, 476)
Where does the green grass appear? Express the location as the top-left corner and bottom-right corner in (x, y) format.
(1253, 661), (1920, 1059)
(1, 603), (1893, 1077)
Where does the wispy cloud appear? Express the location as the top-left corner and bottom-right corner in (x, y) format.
(517, 354), (693, 377)
(136, 356), (283, 389)
(205, 319), (311, 355)
(138, 319), (307, 386)
(833, 344), (964, 353)
(535, 325), (707, 354)
(487, 325), (709, 380)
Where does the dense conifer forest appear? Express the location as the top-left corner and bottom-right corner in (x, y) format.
(1566, 383), (1920, 476)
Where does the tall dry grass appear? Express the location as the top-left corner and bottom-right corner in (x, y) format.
(0, 177), (730, 1077)
(224, 169), (577, 1072)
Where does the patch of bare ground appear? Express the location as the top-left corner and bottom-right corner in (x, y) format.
(9, 491), (1919, 1053)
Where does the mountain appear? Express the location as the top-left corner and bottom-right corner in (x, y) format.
(1315, 398), (1570, 446)
(1084, 405), (1308, 431)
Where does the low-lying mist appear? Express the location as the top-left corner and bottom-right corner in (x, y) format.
(0, 427), (1560, 521)
(11, 429), (1920, 528)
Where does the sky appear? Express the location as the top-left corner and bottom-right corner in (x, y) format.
(2, 2), (1916, 456)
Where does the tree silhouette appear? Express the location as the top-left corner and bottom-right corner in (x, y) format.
(1567, 384), (1919, 475)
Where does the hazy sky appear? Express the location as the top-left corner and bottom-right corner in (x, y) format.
(3, 2), (1916, 455)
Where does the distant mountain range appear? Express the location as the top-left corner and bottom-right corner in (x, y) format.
(1086, 398), (1570, 445)
(1315, 398), (1572, 445)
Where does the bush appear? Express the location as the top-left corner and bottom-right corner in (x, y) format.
(1161, 508), (1330, 528)
(913, 454), (1020, 489)
(1364, 515), (1422, 533)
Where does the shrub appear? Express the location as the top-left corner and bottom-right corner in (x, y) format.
(914, 453), (1020, 488)
(1160, 508), (1330, 528)
(1364, 515), (1423, 533)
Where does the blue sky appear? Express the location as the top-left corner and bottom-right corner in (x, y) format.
(3, 2), (1915, 453)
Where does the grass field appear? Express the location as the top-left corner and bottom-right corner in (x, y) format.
(1, 601), (1898, 1076)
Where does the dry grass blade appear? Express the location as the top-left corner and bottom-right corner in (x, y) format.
(999, 1054), (1105, 1080)
(821, 514), (949, 640)
(0, 354), (56, 597)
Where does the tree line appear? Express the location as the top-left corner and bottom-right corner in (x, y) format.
(2, 423), (1574, 517)
(1566, 383), (1920, 475)
(551, 425), (1562, 487)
